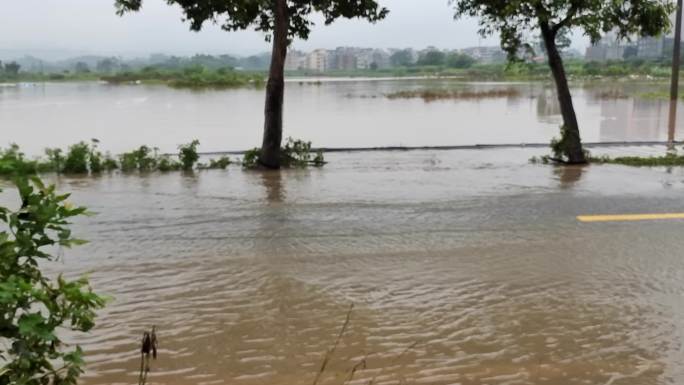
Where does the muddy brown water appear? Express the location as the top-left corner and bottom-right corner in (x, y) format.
(2, 147), (684, 385)
(2, 80), (684, 384)
(0, 79), (682, 155)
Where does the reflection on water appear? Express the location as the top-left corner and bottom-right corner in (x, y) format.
(4, 148), (680, 385)
(599, 97), (669, 142)
(259, 170), (286, 204)
(2, 81), (682, 157)
(554, 165), (585, 189)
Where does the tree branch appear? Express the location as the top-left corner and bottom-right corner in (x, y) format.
(552, 3), (578, 34)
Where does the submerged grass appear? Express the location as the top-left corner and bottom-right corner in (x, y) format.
(588, 153), (684, 167)
(592, 89), (630, 100)
(385, 88), (521, 102)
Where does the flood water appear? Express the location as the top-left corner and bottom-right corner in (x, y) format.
(0, 79), (682, 156)
(2, 80), (684, 385)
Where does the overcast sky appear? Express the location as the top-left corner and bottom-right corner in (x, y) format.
(0, 0), (589, 59)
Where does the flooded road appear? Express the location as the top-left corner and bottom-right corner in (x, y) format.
(2, 147), (684, 385)
(0, 79), (682, 156)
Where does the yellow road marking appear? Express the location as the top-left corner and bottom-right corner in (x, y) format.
(577, 213), (684, 223)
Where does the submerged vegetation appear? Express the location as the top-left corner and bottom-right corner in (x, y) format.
(588, 152), (684, 167)
(242, 138), (326, 169)
(0, 177), (106, 384)
(386, 88), (521, 102)
(0, 137), (326, 177)
(101, 66), (265, 89)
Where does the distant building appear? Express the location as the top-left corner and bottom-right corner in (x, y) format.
(328, 47), (357, 71)
(355, 48), (375, 69)
(585, 33), (626, 62)
(637, 36), (667, 59)
(461, 46), (506, 64)
(285, 50), (306, 71)
(306, 49), (328, 72)
(371, 49), (391, 69)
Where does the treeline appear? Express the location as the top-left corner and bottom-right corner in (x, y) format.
(0, 138), (324, 177)
(0, 60), (22, 80)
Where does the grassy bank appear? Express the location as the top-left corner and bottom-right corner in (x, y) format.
(100, 66), (265, 89)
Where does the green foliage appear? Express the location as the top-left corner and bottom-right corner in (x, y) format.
(178, 140), (200, 171)
(115, 0), (388, 42)
(549, 125), (590, 163)
(0, 177), (106, 385)
(589, 152), (684, 166)
(241, 148), (261, 169)
(63, 142), (90, 174)
(89, 139), (105, 174)
(102, 66), (265, 89)
(119, 146), (157, 172)
(0, 144), (39, 176)
(61, 140), (109, 174)
(0, 62), (21, 79)
(446, 52), (476, 68)
(281, 138), (315, 168)
(156, 156), (181, 172)
(44, 148), (65, 173)
(390, 49), (415, 67)
(200, 156), (232, 170)
(417, 50), (447, 66)
(102, 154), (119, 172)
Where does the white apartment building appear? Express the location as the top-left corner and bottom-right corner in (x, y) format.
(306, 49), (328, 72)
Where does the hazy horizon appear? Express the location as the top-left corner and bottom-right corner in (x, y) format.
(0, 0), (590, 61)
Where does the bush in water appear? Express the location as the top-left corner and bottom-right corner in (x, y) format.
(178, 140), (200, 171)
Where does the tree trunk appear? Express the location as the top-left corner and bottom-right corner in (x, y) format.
(540, 22), (587, 164)
(260, 0), (289, 169)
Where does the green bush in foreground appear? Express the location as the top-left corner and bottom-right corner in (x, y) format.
(0, 177), (105, 385)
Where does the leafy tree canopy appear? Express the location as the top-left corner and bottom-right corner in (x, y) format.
(418, 50), (447, 66)
(390, 49), (415, 66)
(116, 0), (388, 41)
(452, 0), (676, 59)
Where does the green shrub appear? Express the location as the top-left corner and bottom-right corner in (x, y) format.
(241, 138), (326, 169)
(241, 148), (261, 168)
(0, 144), (38, 176)
(44, 148), (65, 173)
(207, 156), (231, 169)
(178, 140), (200, 171)
(88, 139), (104, 174)
(102, 153), (119, 171)
(119, 146), (156, 172)
(63, 142), (90, 174)
(157, 155), (181, 172)
(0, 177), (106, 384)
(282, 137), (326, 168)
